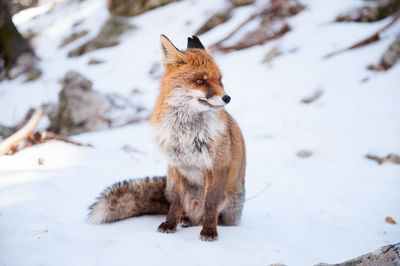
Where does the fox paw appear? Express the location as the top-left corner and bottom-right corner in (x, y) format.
(157, 222), (177, 233)
(200, 227), (218, 242)
(180, 215), (191, 228)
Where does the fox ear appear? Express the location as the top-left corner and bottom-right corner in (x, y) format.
(160, 34), (183, 66)
(187, 35), (205, 50)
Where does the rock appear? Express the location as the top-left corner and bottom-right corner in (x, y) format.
(22, 67), (42, 82)
(195, 8), (232, 35)
(7, 53), (41, 81)
(7, 0), (38, 15)
(0, 0), (33, 77)
(336, 0), (400, 22)
(315, 243), (400, 266)
(68, 16), (133, 57)
(49, 71), (109, 135)
(379, 33), (400, 70)
(59, 30), (88, 48)
(107, 0), (179, 17)
(49, 72), (147, 134)
(229, 0), (254, 7)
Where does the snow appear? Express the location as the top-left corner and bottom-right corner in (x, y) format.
(1, 0), (400, 265)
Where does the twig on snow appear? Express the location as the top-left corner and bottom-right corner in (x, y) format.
(0, 108), (44, 155)
(324, 10), (400, 59)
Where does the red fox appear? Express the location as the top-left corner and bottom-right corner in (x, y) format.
(88, 35), (246, 241)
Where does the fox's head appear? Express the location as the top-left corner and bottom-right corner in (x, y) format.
(159, 35), (230, 112)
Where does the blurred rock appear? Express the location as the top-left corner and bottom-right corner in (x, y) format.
(0, 1), (35, 79)
(49, 71), (109, 135)
(59, 30), (88, 48)
(379, 33), (400, 70)
(68, 16), (133, 57)
(22, 67), (42, 82)
(107, 0), (179, 17)
(7, 53), (41, 82)
(7, 0), (39, 15)
(195, 9), (232, 36)
(315, 243), (400, 266)
(336, 0), (400, 22)
(229, 0), (254, 7)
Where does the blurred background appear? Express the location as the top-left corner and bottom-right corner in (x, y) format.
(0, 0), (399, 265)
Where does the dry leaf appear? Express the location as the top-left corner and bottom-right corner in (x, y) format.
(297, 150), (313, 158)
(385, 216), (396, 224)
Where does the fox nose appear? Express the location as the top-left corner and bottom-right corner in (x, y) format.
(222, 95), (231, 104)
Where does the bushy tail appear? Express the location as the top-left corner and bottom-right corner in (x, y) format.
(88, 176), (169, 224)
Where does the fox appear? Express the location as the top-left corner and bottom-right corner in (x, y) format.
(88, 35), (246, 241)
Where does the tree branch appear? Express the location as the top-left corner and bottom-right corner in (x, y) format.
(324, 9), (400, 59)
(0, 108), (44, 155)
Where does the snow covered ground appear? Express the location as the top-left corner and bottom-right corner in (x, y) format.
(1, 0), (400, 265)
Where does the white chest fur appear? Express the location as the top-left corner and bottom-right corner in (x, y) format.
(152, 105), (225, 183)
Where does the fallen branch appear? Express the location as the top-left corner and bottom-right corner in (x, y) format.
(209, 0), (304, 52)
(365, 153), (400, 165)
(24, 131), (92, 148)
(324, 10), (400, 59)
(212, 23), (291, 53)
(0, 108), (44, 155)
(301, 90), (323, 104)
(378, 32), (400, 70)
(209, 7), (268, 51)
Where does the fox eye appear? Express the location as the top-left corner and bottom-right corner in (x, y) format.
(194, 78), (205, 85)
(219, 79), (223, 86)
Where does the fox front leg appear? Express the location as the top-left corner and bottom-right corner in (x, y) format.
(200, 169), (227, 241)
(157, 168), (183, 233)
